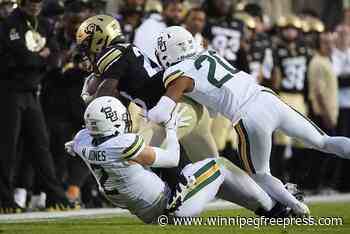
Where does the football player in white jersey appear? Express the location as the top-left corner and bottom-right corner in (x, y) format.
(147, 26), (350, 216)
(66, 96), (293, 223)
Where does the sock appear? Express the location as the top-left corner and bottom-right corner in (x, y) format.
(252, 173), (301, 211)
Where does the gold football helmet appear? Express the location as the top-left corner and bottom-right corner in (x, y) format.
(76, 15), (123, 56)
(301, 19), (310, 33)
(276, 15), (302, 29)
(307, 18), (325, 33)
(144, 0), (163, 13)
(235, 13), (256, 30)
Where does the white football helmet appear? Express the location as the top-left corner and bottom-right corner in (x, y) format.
(155, 26), (197, 69)
(84, 96), (132, 137)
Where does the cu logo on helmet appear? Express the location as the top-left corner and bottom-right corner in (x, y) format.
(101, 106), (118, 122)
(157, 36), (167, 52)
(85, 23), (103, 34)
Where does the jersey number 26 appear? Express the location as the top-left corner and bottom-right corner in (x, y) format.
(194, 50), (240, 88)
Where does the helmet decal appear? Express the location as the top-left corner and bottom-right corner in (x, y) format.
(157, 36), (167, 52)
(85, 23), (103, 35)
(100, 106), (118, 122)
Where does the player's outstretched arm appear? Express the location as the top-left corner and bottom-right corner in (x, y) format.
(132, 105), (190, 167)
(147, 76), (194, 124)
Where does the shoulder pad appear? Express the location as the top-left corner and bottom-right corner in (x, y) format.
(96, 44), (130, 74)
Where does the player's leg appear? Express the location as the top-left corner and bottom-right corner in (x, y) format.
(273, 93), (309, 186)
(211, 114), (232, 152)
(180, 99), (219, 162)
(169, 159), (224, 217)
(170, 158), (288, 218)
(215, 157), (276, 212)
(272, 92), (350, 159)
(235, 93), (309, 216)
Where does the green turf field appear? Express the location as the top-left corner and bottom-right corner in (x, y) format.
(1, 202), (349, 234)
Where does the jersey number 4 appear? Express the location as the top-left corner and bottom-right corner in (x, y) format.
(194, 50), (239, 88)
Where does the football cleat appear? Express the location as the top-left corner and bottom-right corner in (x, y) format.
(166, 174), (196, 214)
(285, 183), (305, 202)
(255, 202), (291, 218)
(291, 202), (310, 217)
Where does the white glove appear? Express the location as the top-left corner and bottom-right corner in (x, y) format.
(146, 96), (176, 124)
(164, 105), (192, 130)
(65, 141), (76, 157)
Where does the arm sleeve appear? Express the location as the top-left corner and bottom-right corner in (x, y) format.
(151, 129), (180, 168)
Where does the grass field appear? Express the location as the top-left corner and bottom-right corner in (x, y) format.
(1, 202), (349, 234)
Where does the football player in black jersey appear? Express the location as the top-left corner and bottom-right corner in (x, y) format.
(243, 3), (274, 88)
(202, 0), (249, 72)
(75, 14), (188, 189)
(76, 15), (164, 109)
(235, 13), (265, 84)
(75, 15), (222, 189)
(271, 15), (313, 183)
(272, 15), (313, 96)
(301, 17), (325, 51)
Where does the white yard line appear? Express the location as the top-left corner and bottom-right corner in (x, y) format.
(1, 193), (350, 223)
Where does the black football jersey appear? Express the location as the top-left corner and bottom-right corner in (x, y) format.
(203, 17), (244, 66)
(273, 41), (313, 93)
(95, 43), (165, 110)
(247, 33), (273, 81)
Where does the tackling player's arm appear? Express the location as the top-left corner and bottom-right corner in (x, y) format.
(130, 130), (180, 168)
(125, 105), (186, 167)
(147, 75), (194, 124)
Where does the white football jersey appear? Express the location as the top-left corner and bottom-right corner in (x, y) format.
(73, 129), (167, 220)
(163, 50), (263, 123)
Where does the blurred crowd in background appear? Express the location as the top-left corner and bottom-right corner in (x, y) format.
(1, 0), (350, 213)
